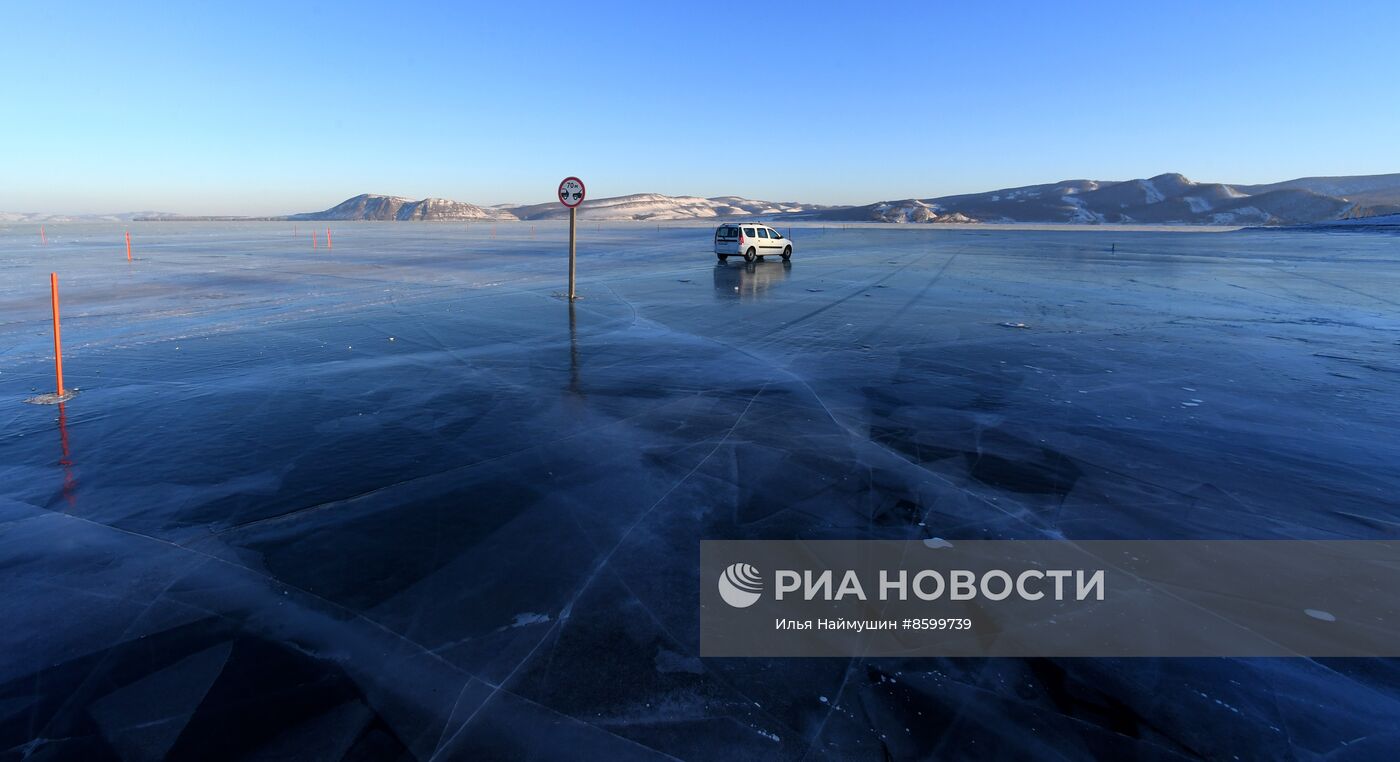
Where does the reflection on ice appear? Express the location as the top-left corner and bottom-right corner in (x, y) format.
(568, 299), (583, 399)
(713, 260), (792, 302)
(57, 401), (76, 508)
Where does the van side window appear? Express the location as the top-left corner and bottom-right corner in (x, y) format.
(769, 229), (782, 239)
(757, 228), (769, 238)
(742, 227), (756, 237)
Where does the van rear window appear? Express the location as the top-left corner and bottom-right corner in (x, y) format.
(717, 226), (738, 237)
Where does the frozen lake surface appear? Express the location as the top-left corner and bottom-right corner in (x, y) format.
(3, 221), (1400, 759)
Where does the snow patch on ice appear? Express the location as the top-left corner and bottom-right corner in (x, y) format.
(509, 612), (550, 628)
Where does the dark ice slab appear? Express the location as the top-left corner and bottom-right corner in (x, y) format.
(2, 222), (1399, 759)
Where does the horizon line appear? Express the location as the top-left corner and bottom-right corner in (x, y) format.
(10, 168), (1400, 218)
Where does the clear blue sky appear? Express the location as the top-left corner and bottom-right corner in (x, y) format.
(4, 1), (1397, 215)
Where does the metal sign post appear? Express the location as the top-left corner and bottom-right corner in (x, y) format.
(558, 176), (585, 299)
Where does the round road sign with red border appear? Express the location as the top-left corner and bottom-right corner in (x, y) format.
(558, 177), (586, 208)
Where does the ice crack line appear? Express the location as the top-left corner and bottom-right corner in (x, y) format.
(430, 381), (772, 759)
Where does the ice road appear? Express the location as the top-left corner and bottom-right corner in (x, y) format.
(2, 221), (1400, 759)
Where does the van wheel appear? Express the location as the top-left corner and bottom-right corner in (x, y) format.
(781, 246), (792, 261)
(743, 248), (757, 263)
(717, 254), (728, 262)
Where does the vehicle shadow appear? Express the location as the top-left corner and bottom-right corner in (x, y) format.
(712, 260), (792, 302)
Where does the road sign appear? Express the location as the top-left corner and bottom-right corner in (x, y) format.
(560, 177), (585, 299)
(559, 177), (586, 208)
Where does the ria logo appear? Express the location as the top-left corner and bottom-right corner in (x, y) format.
(718, 563), (763, 608)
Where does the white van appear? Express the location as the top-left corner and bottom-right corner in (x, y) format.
(714, 223), (792, 263)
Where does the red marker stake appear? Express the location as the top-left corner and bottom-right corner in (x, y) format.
(326, 228), (332, 250)
(41, 225), (47, 245)
(125, 231), (132, 262)
(50, 273), (65, 397)
(312, 231), (318, 249)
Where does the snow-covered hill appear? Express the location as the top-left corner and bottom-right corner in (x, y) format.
(276, 193), (831, 222)
(286, 194), (517, 221)
(506, 193), (833, 221)
(816, 198), (978, 224)
(820, 172), (1400, 225)
(1231, 173), (1400, 217)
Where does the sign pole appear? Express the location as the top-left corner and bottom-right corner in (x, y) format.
(568, 206), (577, 300)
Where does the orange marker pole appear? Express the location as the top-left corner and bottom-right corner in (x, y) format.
(125, 230), (132, 261)
(50, 273), (65, 397)
(41, 225), (47, 245)
(326, 228), (332, 250)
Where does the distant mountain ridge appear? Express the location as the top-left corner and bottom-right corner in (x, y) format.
(1, 211), (175, 223)
(94, 171), (1400, 225)
(505, 193), (837, 221)
(837, 172), (1400, 225)
(278, 193), (835, 222)
(279, 173), (1400, 226)
(285, 194), (514, 222)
